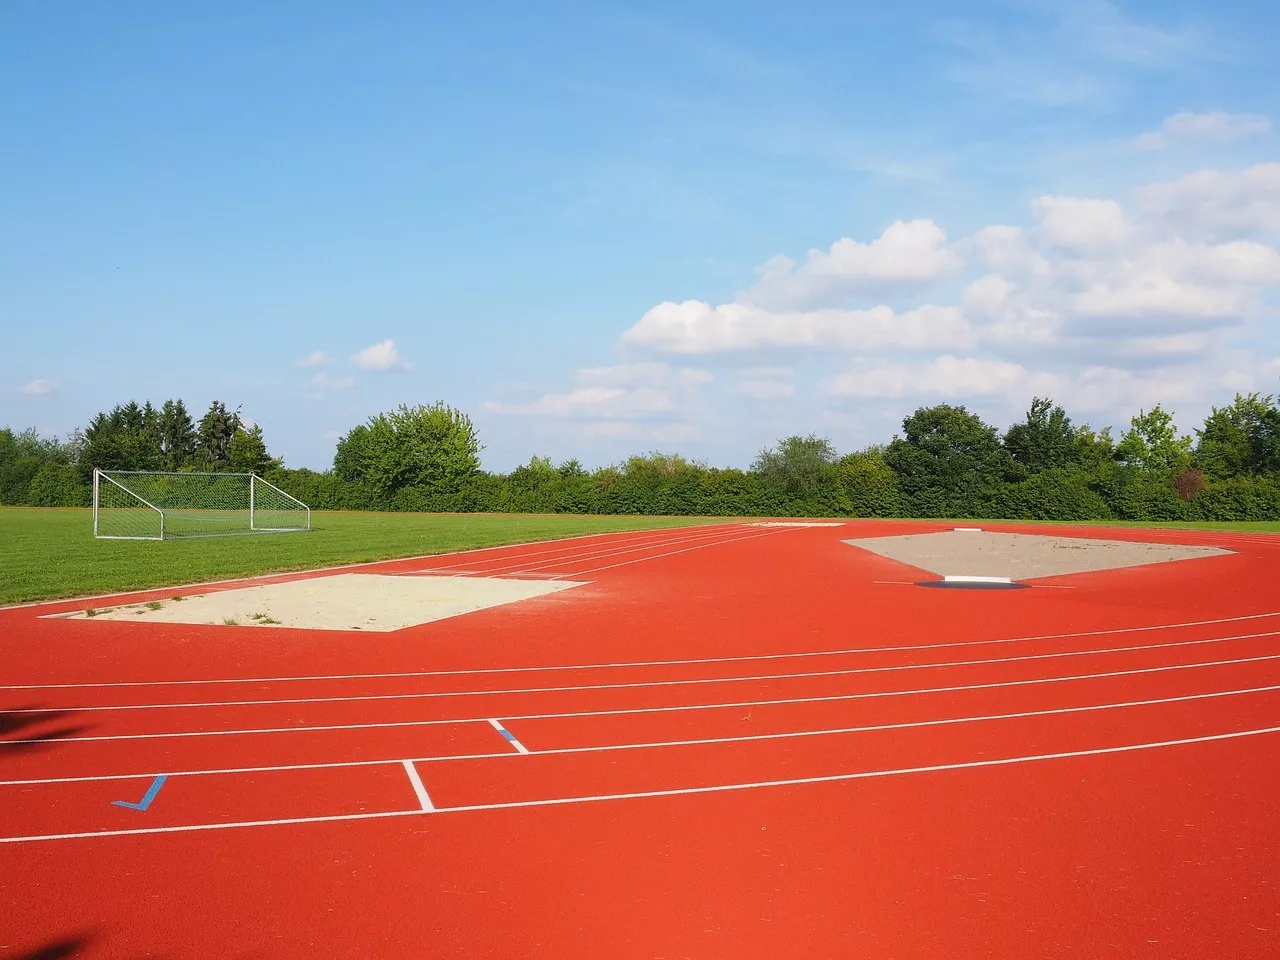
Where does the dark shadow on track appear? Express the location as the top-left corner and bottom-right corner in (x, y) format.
(2, 931), (166, 960)
(3, 932), (94, 960)
(0, 707), (92, 751)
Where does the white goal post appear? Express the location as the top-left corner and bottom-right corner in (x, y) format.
(93, 470), (311, 540)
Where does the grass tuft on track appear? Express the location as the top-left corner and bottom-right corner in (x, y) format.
(0, 508), (719, 605)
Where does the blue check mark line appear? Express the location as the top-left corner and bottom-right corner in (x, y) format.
(112, 775), (168, 811)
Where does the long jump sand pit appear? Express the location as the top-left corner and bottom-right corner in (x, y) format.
(51, 573), (587, 632)
(845, 530), (1232, 582)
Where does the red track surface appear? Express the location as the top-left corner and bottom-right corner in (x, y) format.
(2, 520), (1278, 958)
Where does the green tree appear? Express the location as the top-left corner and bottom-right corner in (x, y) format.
(159, 399), (198, 469)
(81, 401), (163, 474)
(1072, 424), (1116, 472)
(197, 401), (242, 466)
(884, 405), (1018, 499)
(751, 434), (839, 499)
(1194, 393), (1280, 478)
(1004, 397), (1077, 472)
(1116, 405), (1193, 474)
(333, 402), (481, 497)
(1, 427), (79, 504)
(836, 446), (901, 516)
(333, 423), (371, 483)
(228, 424), (282, 474)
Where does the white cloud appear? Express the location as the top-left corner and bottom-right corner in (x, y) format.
(745, 220), (964, 309)
(21, 378), (59, 396)
(482, 363), (712, 420)
(298, 350), (332, 367)
(1135, 163), (1280, 237)
(969, 226), (1051, 278)
(1052, 237), (1280, 321)
(619, 221), (965, 355)
(352, 339), (410, 371)
(821, 356), (1220, 417)
(823, 356), (1062, 400)
(305, 373), (356, 398)
(519, 161), (1280, 456)
(1133, 111), (1271, 151)
(1032, 196), (1131, 251)
(962, 201), (1280, 345)
(623, 301), (971, 354)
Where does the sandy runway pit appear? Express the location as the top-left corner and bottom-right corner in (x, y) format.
(844, 530), (1232, 581)
(52, 573), (586, 632)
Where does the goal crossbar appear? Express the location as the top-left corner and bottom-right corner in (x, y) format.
(93, 469), (311, 541)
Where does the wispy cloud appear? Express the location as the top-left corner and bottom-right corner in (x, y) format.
(934, 2), (1211, 107)
(305, 372), (357, 399)
(1134, 111), (1271, 151)
(21, 378), (59, 396)
(298, 350), (332, 367)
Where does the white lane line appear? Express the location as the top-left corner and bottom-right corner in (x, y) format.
(10, 609), (1278, 692)
(6, 651), (1280, 747)
(401, 760), (435, 812)
(4, 725), (1277, 844)
(442, 526), (755, 578)
(6, 682), (1278, 786)
(13, 627), (1279, 714)
(487, 718), (531, 754)
(549, 528), (793, 579)
(0, 523), (726, 613)
(408, 524), (742, 574)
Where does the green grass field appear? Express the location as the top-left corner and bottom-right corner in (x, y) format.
(2, 508), (1277, 606)
(0, 508), (719, 605)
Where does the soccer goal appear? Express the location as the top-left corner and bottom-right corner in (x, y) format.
(93, 470), (311, 540)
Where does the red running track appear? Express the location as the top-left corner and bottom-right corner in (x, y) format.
(2, 520), (1279, 958)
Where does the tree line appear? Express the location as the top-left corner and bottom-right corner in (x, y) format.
(0, 398), (279, 506)
(3, 394), (1279, 521)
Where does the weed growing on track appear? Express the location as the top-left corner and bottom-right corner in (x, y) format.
(0, 508), (719, 604)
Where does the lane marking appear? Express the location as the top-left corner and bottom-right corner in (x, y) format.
(4, 725), (1278, 844)
(406, 523), (744, 574)
(549, 528), (793, 579)
(487, 718), (530, 754)
(5, 651), (1280, 747)
(944, 575), (1013, 584)
(401, 760), (434, 812)
(437, 526), (759, 578)
(14, 627), (1280, 714)
(1, 522), (730, 613)
(10, 609), (1280, 691)
(6, 682), (1278, 787)
(111, 775), (167, 811)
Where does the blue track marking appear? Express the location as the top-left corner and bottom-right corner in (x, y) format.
(486, 718), (530, 754)
(113, 775), (168, 811)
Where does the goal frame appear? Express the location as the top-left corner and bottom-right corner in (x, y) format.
(92, 469), (311, 541)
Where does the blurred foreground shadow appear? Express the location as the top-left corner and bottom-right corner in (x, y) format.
(0, 708), (91, 752)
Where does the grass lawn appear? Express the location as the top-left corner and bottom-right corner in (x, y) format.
(3, 508), (1276, 606)
(0, 508), (721, 605)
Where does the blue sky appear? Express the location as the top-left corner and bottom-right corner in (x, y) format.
(3, 0), (1278, 471)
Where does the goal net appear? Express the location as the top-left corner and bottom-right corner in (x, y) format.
(93, 470), (311, 540)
